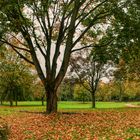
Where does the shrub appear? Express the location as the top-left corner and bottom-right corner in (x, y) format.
(0, 118), (9, 140)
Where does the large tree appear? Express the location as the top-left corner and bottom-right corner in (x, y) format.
(0, 0), (121, 113)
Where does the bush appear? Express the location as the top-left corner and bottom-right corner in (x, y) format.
(0, 118), (9, 140)
(74, 84), (91, 102)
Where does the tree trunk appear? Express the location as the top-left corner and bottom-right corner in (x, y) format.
(41, 95), (45, 106)
(46, 89), (58, 114)
(82, 95), (85, 104)
(15, 100), (18, 106)
(15, 93), (18, 106)
(0, 100), (3, 105)
(10, 100), (13, 107)
(91, 93), (96, 108)
(119, 82), (123, 102)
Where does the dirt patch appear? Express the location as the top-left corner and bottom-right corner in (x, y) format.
(125, 103), (140, 108)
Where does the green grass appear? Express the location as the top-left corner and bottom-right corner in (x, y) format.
(1, 101), (140, 108)
(1, 101), (44, 106)
(58, 101), (127, 109)
(0, 101), (140, 115)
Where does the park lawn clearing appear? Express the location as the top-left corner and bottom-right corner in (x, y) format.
(0, 101), (133, 115)
(0, 101), (139, 115)
(1, 101), (139, 109)
(1, 101), (140, 140)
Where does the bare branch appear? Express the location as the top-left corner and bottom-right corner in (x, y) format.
(71, 44), (94, 53)
(9, 34), (29, 48)
(20, 28), (46, 83)
(32, 25), (46, 58)
(0, 40), (34, 65)
(0, 39), (30, 53)
(11, 46), (34, 65)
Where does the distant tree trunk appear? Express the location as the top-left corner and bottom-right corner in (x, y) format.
(91, 92), (96, 108)
(9, 90), (13, 107)
(41, 94), (45, 106)
(15, 92), (18, 106)
(15, 100), (18, 106)
(10, 100), (13, 107)
(119, 87), (122, 102)
(119, 81), (123, 102)
(82, 95), (85, 104)
(0, 100), (3, 105)
(46, 88), (58, 114)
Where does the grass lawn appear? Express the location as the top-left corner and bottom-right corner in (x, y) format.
(59, 101), (130, 109)
(0, 101), (139, 115)
(0, 101), (139, 109)
(1, 101), (139, 108)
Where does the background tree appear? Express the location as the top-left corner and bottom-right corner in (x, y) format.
(96, 82), (112, 101)
(0, 46), (36, 106)
(74, 84), (91, 103)
(96, 80), (140, 102)
(106, 0), (140, 80)
(0, 0), (119, 113)
(97, 0), (140, 102)
(113, 59), (127, 101)
(33, 81), (46, 106)
(70, 47), (113, 108)
(59, 77), (75, 101)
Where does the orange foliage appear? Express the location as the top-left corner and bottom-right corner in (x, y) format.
(2, 110), (140, 140)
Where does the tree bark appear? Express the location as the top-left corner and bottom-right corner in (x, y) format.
(46, 89), (58, 114)
(91, 93), (96, 108)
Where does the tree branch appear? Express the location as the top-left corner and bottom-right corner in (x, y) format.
(71, 44), (95, 53)
(20, 27), (46, 84)
(0, 39), (30, 53)
(11, 45), (34, 65)
(55, 0), (81, 90)
(75, 0), (109, 28)
(73, 12), (110, 47)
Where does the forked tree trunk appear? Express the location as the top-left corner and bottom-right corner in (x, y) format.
(46, 89), (58, 114)
(91, 92), (96, 108)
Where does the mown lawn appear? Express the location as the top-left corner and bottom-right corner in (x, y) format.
(0, 101), (140, 140)
(1, 101), (139, 108)
(0, 101), (139, 115)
